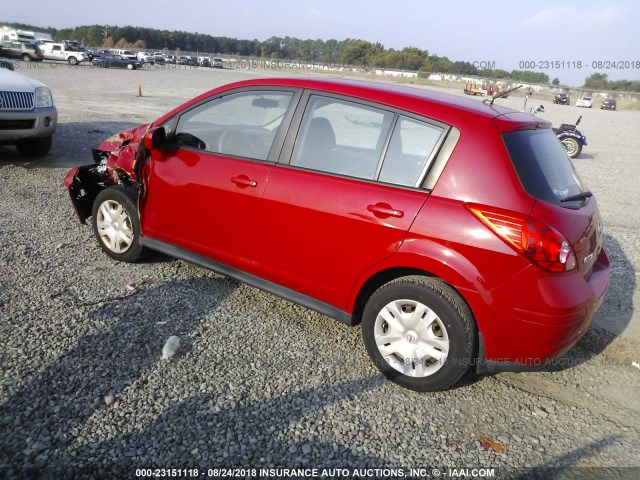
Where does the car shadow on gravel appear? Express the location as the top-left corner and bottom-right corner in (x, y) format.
(0, 121), (141, 169)
(519, 435), (625, 480)
(0, 276), (238, 475)
(10, 377), (388, 478)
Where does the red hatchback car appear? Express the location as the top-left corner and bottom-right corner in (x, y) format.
(65, 78), (610, 391)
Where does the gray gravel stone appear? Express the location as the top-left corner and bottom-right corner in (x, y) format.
(0, 65), (638, 475)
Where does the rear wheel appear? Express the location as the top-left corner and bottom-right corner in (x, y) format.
(560, 137), (581, 158)
(92, 186), (145, 263)
(68, 56), (78, 65)
(362, 276), (476, 392)
(22, 54), (31, 62)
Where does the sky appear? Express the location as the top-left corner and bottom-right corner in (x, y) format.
(3, 0), (639, 86)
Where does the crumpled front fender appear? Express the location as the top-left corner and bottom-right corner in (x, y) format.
(96, 122), (153, 184)
(65, 122), (152, 223)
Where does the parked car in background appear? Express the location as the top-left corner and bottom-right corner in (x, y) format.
(212, 57), (224, 68)
(110, 49), (137, 61)
(0, 41), (43, 62)
(0, 66), (57, 156)
(576, 96), (592, 108)
(40, 41), (88, 65)
(137, 52), (155, 65)
(64, 77), (609, 392)
(86, 49), (110, 61)
(176, 56), (198, 66)
(553, 93), (570, 105)
(152, 52), (166, 65)
(601, 98), (617, 110)
(92, 54), (141, 70)
(165, 55), (177, 64)
(199, 57), (211, 67)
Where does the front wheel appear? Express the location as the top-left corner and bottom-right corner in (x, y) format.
(362, 276), (476, 392)
(16, 137), (52, 157)
(92, 186), (145, 263)
(560, 137), (582, 158)
(127, 63), (134, 70)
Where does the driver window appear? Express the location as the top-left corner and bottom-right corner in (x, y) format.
(174, 91), (294, 160)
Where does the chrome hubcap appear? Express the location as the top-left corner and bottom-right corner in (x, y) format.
(374, 299), (449, 377)
(562, 139), (577, 156)
(96, 200), (134, 253)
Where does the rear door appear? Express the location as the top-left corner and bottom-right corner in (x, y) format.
(141, 89), (297, 272)
(258, 93), (448, 310)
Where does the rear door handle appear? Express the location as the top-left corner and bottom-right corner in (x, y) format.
(231, 175), (257, 188)
(367, 203), (404, 218)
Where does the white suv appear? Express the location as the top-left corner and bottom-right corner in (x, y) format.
(0, 65), (57, 157)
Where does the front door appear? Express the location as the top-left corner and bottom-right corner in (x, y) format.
(140, 89), (296, 272)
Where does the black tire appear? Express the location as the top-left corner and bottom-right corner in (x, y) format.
(127, 63), (134, 70)
(22, 54), (31, 62)
(92, 186), (145, 263)
(16, 137), (52, 157)
(68, 56), (78, 65)
(362, 276), (476, 392)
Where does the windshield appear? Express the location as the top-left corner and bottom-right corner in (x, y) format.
(503, 129), (587, 207)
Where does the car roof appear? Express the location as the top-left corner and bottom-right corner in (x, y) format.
(158, 77), (545, 132)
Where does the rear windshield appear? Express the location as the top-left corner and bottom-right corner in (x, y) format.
(502, 129), (586, 207)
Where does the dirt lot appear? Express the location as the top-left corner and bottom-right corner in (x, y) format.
(1, 62), (639, 478)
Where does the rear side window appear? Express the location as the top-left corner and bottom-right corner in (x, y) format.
(379, 116), (444, 187)
(503, 129), (586, 206)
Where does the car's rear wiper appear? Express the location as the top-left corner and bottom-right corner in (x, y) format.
(561, 191), (593, 203)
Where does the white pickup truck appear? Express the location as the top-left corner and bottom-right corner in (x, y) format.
(39, 40), (88, 65)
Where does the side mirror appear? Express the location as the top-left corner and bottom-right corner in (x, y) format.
(144, 126), (166, 150)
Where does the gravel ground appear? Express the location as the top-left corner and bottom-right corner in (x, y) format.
(1, 62), (639, 479)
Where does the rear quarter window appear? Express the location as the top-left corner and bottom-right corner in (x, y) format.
(502, 129), (586, 207)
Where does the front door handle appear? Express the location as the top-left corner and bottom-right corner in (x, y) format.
(231, 175), (257, 188)
(367, 203), (404, 218)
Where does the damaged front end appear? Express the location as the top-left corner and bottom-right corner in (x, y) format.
(64, 123), (152, 223)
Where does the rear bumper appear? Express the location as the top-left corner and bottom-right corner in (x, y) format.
(471, 248), (610, 373)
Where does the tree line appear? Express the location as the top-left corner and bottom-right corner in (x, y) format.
(4, 21), (639, 90)
(583, 73), (640, 93)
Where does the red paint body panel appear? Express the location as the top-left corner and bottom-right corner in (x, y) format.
(463, 247), (609, 362)
(140, 148), (272, 272)
(64, 77), (611, 371)
(256, 166), (428, 309)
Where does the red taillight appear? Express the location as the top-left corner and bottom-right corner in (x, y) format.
(468, 205), (576, 273)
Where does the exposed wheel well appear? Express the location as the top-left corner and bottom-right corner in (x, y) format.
(352, 267), (434, 325)
(68, 166), (138, 223)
